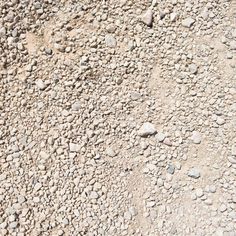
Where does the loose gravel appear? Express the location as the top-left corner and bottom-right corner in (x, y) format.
(1, 0), (236, 235)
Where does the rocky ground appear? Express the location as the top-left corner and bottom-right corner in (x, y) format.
(0, 0), (236, 235)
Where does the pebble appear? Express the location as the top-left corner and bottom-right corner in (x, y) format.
(156, 132), (166, 142)
(229, 41), (236, 50)
(228, 156), (236, 164)
(1, 1), (235, 235)
(124, 211), (132, 220)
(105, 34), (117, 48)
(90, 191), (99, 199)
(138, 122), (157, 137)
(216, 117), (225, 125)
(188, 168), (201, 179)
(170, 12), (178, 22)
(182, 17), (195, 28)
(71, 101), (80, 111)
(191, 131), (202, 144)
(167, 164), (175, 175)
(219, 204), (227, 212)
(189, 64), (198, 74)
(69, 143), (80, 152)
(232, 145), (236, 156)
(141, 9), (153, 27)
(35, 79), (47, 90)
(195, 188), (204, 198)
(106, 147), (117, 157)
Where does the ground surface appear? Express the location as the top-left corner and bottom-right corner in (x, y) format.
(1, 0), (236, 235)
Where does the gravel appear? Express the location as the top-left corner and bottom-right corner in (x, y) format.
(1, 0), (235, 235)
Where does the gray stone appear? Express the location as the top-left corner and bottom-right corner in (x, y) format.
(188, 168), (201, 179)
(167, 164), (175, 175)
(182, 17), (195, 28)
(138, 122), (157, 137)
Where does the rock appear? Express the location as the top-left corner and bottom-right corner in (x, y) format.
(189, 64), (198, 74)
(170, 12), (178, 22)
(34, 182), (42, 191)
(90, 191), (99, 199)
(195, 188), (204, 198)
(156, 132), (166, 142)
(124, 211), (132, 220)
(228, 156), (236, 164)
(219, 204), (227, 212)
(191, 131), (202, 144)
(0, 27), (6, 37)
(69, 143), (79, 152)
(141, 9), (153, 27)
(105, 34), (117, 48)
(216, 117), (225, 125)
(230, 41), (236, 50)
(232, 145), (236, 156)
(138, 122), (157, 137)
(182, 17), (195, 28)
(167, 164), (175, 175)
(71, 101), (80, 111)
(35, 79), (47, 90)
(106, 147), (117, 157)
(188, 168), (201, 179)
(146, 201), (156, 207)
